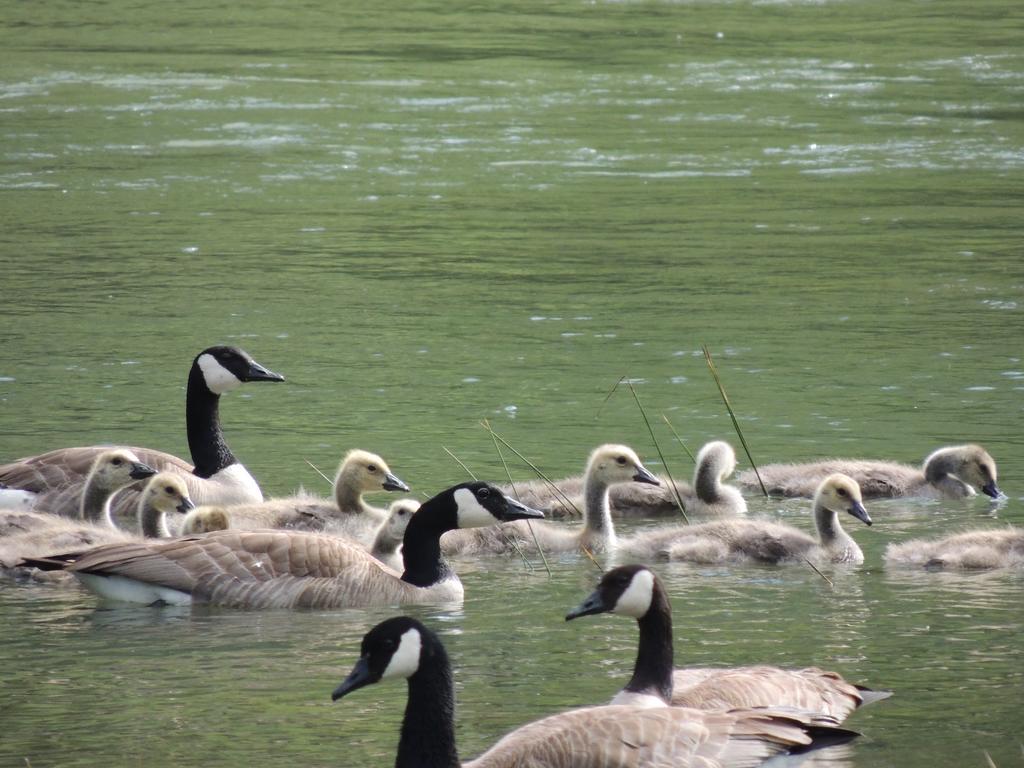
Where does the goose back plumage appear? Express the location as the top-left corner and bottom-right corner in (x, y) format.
(737, 444), (1001, 500)
(22, 481), (543, 608)
(332, 616), (858, 768)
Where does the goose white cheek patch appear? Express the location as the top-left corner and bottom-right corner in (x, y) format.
(382, 628), (422, 680)
(614, 569), (655, 618)
(197, 353), (242, 394)
(453, 488), (498, 528)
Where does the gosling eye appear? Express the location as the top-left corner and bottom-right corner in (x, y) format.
(367, 465), (378, 473)
(836, 487), (848, 497)
(165, 485), (175, 494)
(615, 456), (627, 466)
(112, 458), (123, 466)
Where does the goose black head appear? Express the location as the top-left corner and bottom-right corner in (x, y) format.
(332, 616), (434, 700)
(441, 481), (545, 529)
(193, 346), (285, 395)
(566, 564), (657, 621)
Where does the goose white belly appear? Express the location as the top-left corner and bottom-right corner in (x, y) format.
(75, 573), (193, 606)
(188, 463), (264, 506)
(0, 488), (38, 511)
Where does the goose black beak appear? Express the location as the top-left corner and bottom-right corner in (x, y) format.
(129, 462), (158, 481)
(633, 466), (661, 486)
(244, 361), (285, 383)
(566, 590), (609, 621)
(848, 500), (872, 526)
(500, 495), (545, 522)
(383, 473), (410, 493)
(332, 657), (373, 701)
(177, 498), (196, 515)
(981, 481), (1003, 500)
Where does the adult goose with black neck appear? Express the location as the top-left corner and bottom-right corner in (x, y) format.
(0, 346), (284, 522)
(332, 616), (859, 768)
(20, 481), (543, 608)
(567, 564), (890, 721)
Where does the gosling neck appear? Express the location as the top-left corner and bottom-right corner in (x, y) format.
(334, 472), (372, 515)
(582, 475), (617, 547)
(397, 645), (460, 768)
(138, 503), (171, 538)
(694, 457), (724, 504)
(80, 479), (115, 528)
(924, 453), (973, 498)
(813, 500), (847, 547)
(186, 364), (236, 479)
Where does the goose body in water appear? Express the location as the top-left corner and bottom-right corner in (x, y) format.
(620, 474), (872, 565)
(884, 527), (1024, 570)
(442, 444), (659, 556)
(0, 346), (284, 522)
(737, 444), (1002, 500)
(567, 564), (890, 719)
(21, 481), (542, 608)
(508, 440), (745, 518)
(332, 616), (859, 768)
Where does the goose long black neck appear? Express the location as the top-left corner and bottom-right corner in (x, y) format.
(397, 642), (460, 768)
(624, 585), (675, 704)
(186, 363), (236, 478)
(400, 501), (456, 588)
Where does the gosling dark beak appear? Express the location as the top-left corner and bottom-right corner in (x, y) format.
(244, 360), (285, 383)
(633, 466), (661, 486)
(566, 589), (610, 621)
(500, 495), (545, 522)
(129, 462), (157, 481)
(177, 498), (196, 515)
(848, 500), (872, 526)
(332, 657), (373, 701)
(383, 473), (410, 493)
(981, 481), (1003, 500)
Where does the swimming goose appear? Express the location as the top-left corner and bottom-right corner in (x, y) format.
(884, 527), (1024, 570)
(620, 474), (872, 565)
(332, 616), (859, 768)
(0, 346), (284, 523)
(737, 444), (1002, 500)
(508, 441), (745, 518)
(442, 444), (659, 556)
(179, 506), (231, 535)
(566, 564), (889, 719)
(369, 499), (418, 571)
(21, 481), (543, 608)
(216, 449), (409, 541)
(0, 472), (194, 574)
(0, 448), (156, 538)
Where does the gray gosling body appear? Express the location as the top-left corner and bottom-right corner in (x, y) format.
(884, 526), (1024, 570)
(567, 564), (889, 720)
(620, 474), (872, 565)
(370, 499), (418, 571)
(442, 444), (659, 556)
(215, 449), (409, 542)
(737, 444), (1002, 500)
(0, 346), (284, 524)
(21, 481), (542, 609)
(332, 616), (859, 768)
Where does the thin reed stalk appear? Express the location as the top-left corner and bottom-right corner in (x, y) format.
(304, 460), (333, 486)
(662, 414), (696, 463)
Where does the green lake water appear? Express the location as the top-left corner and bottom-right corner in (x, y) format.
(1, 1), (1022, 766)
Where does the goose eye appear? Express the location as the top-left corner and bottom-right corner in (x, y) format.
(615, 456), (627, 465)
(165, 485), (175, 494)
(112, 458), (123, 466)
(836, 488), (848, 497)
(477, 487), (491, 499)
(367, 465), (378, 473)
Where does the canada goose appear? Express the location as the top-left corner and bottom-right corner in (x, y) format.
(737, 444), (1002, 500)
(506, 441), (745, 518)
(0, 472), (193, 574)
(620, 474), (872, 565)
(332, 616), (859, 768)
(21, 481), (543, 608)
(442, 444), (659, 556)
(0, 448), (156, 537)
(214, 449), (409, 541)
(369, 499), (419, 571)
(0, 346), (284, 524)
(566, 564), (889, 719)
(179, 506), (231, 535)
(884, 527), (1024, 570)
